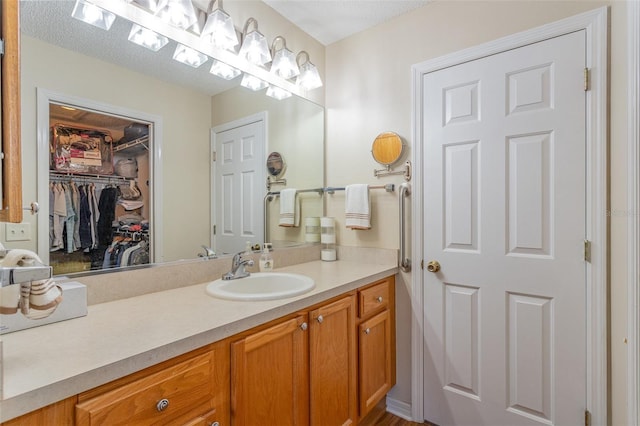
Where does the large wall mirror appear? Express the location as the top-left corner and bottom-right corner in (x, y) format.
(18, 0), (324, 275)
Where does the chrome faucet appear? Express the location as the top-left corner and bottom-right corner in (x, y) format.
(222, 251), (254, 280)
(198, 245), (217, 259)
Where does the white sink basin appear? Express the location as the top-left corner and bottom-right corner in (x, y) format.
(205, 272), (315, 301)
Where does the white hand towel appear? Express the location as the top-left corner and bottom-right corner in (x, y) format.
(345, 184), (371, 230)
(279, 188), (300, 227)
(0, 249), (62, 319)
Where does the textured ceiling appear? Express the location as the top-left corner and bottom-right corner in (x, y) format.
(263, 0), (429, 45)
(20, 0), (429, 96)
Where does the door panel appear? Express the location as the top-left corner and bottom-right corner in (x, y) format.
(213, 120), (265, 254)
(423, 30), (586, 425)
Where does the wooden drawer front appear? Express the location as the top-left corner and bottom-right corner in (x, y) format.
(76, 352), (214, 426)
(358, 279), (390, 318)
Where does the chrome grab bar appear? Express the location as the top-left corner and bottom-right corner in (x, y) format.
(399, 182), (411, 272)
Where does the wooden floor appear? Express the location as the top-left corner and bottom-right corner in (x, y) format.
(359, 401), (434, 426)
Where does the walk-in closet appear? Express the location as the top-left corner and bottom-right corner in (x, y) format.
(48, 103), (152, 275)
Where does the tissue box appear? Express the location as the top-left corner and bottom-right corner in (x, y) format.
(0, 281), (87, 335)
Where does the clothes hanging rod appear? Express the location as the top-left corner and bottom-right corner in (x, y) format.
(50, 173), (132, 185)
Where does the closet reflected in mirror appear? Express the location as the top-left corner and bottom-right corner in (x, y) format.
(48, 103), (152, 275)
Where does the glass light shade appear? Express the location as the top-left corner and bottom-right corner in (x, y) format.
(128, 24), (169, 51)
(155, 0), (198, 29)
(71, 0), (115, 31)
(271, 47), (300, 79)
(266, 85), (292, 100)
(130, 0), (161, 13)
(241, 74), (268, 91)
(238, 30), (272, 66)
(201, 9), (238, 51)
(173, 44), (208, 68)
(297, 61), (323, 90)
(210, 60), (241, 80)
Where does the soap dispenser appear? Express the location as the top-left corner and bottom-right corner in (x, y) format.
(259, 244), (274, 272)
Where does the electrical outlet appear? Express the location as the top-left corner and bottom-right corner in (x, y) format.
(6, 223), (31, 241)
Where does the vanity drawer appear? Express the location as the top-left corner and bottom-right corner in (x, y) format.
(358, 279), (390, 318)
(76, 351), (216, 426)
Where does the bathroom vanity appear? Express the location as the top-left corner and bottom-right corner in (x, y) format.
(0, 259), (397, 425)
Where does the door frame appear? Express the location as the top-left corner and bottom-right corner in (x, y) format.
(628, 1), (640, 425)
(36, 88), (164, 264)
(210, 111), (268, 251)
(410, 7), (608, 424)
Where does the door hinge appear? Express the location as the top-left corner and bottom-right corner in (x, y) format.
(584, 240), (592, 262)
(213, 225), (216, 235)
(0, 39), (4, 56)
(585, 409), (591, 426)
(212, 151), (217, 162)
(584, 68), (590, 91)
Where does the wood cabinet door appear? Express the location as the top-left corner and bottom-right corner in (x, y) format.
(231, 315), (309, 426)
(309, 296), (357, 426)
(358, 309), (392, 418)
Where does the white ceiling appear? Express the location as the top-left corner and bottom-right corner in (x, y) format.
(263, 0), (430, 45)
(20, 0), (429, 96)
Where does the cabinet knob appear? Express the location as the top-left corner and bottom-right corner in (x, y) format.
(376, 296), (383, 303)
(300, 322), (308, 331)
(317, 315), (324, 323)
(209, 422), (220, 426)
(364, 328), (371, 335)
(156, 398), (169, 412)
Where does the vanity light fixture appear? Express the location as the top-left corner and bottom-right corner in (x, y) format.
(270, 36), (299, 79)
(128, 24), (169, 51)
(210, 59), (241, 80)
(71, 0), (115, 31)
(126, 0), (161, 14)
(238, 18), (272, 66)
(201, 0), (238, 52)
(296, 51), (323, 90)
(173, 43), (208, 68)
(266, 85), (292, 100)
(155, 0), (198, 30)
(241, 74), (269, 91)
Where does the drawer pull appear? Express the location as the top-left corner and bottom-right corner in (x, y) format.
(317, 315), (324, 323)
(209, 422), (220, 426)
(300, 322), (308, 331)
(364, 328), (371, 335)
(376, 296), (383, 303)
(156, 398), (170, 412)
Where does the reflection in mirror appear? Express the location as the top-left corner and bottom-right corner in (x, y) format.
(19, 0), (324, 277)
(371, 131), (404, 167)
(267, 152), (286, 178)
(47, 103), (152, 276)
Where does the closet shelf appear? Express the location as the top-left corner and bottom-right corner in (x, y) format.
(113, 135), (149, 155)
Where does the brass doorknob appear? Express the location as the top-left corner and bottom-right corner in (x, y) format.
(427, 260), (441, 273)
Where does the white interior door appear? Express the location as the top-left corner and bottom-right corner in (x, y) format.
(422, 31), (586, 425)
(213, 118), (265, 254)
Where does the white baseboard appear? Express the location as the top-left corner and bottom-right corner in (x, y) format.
(386, 396), (414, 421)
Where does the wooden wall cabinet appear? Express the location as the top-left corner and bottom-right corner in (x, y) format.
(0, 0), (23, 223)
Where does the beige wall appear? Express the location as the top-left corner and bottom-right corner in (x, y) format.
(324, 1), (628, 423)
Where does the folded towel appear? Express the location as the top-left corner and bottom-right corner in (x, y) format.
(279, 188), (300, 227)
(345, 184), (371, 230)
(0, 249), (62, 319)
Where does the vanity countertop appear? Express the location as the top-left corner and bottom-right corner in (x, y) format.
(0, 259), (397, 422)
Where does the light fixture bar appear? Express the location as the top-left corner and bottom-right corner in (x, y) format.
(89, 0), (309, 97)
